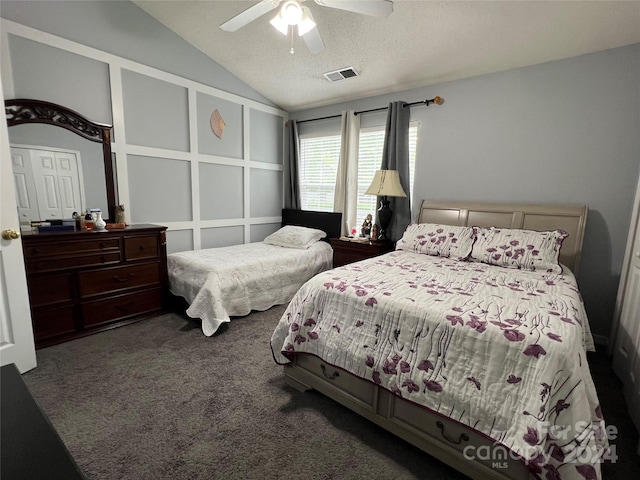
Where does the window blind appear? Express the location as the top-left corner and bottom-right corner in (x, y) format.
(299, 125), (418, 224)
(299, 134), (341, 212)
(356, 126), (417, 226)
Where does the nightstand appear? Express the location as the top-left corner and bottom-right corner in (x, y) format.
(329, 238), (394, 267)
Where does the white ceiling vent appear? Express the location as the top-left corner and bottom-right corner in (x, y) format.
(323, 66), (359, 83)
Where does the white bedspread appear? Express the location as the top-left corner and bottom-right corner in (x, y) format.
(168, 241), (332, 336)
(271, 251), (608, 479)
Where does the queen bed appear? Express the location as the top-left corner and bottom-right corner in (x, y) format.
(168, 209), (341, 336)
(271, 201), (608, 480)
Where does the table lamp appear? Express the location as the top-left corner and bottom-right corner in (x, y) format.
(365, 170), (407, 241)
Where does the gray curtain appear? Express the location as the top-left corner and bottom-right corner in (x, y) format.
(379, 101), (411, 241)
(285, 119), (301, 209)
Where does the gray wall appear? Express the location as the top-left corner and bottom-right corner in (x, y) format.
(6, 34), (112, 122)
(2, 0), (285, 252)
(291, 44), (640, 342)
(0, 0), (275, 107)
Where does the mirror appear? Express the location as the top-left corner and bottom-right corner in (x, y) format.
(5, 99), (116, 222)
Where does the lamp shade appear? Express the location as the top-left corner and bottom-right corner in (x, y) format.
(365, 170), (407, 197)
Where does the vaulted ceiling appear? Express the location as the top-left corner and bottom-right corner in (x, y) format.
(133, 0), (640, 112)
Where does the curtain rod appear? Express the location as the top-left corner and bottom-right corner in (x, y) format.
(295, 96), (443, 125)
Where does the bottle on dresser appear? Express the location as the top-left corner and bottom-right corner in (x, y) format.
(84, 211), (93, 231)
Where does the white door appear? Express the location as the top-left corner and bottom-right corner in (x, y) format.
(612, 175), (640, 432)
(0, 85), (37, 373)
(31, 149), (63, 220)
(11, 147), (40, 223)
(17, 147), (83, 221)
(55, 151), (83, 218)
(625, 253), (640, 431)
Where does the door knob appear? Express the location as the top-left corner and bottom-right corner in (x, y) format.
(2, 229), (20, 240)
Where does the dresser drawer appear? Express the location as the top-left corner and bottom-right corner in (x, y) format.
(82, 288), (162, 327)
(24, 238), (120, 259)
(28, 273), (74, 307)
(124, 236), (159, 261)
(26, 252), (121, 274)
(78, 263), (160, 298)
(32, 305), (76, 341)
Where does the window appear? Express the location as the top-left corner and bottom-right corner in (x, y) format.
(356, 125), (417, 225)
(299, 124), (418, 224)
(299, 133), (341, 212)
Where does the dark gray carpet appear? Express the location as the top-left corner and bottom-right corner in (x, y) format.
(22, 307), (639, 480)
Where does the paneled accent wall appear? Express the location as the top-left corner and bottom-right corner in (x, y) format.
(1, 19), (287, 255)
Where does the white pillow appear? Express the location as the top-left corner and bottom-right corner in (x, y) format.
(395, 223), (475, 260)
(263, 225), (326, 249)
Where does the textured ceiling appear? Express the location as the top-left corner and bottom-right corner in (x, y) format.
(133, 0), (640, 112)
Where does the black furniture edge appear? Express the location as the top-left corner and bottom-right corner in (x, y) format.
(1, 363), (85, 479)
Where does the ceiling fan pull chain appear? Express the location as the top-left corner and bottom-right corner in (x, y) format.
(290, 27), (295, 54)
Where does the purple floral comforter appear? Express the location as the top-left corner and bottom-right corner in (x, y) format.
(271, 251), (608, 479)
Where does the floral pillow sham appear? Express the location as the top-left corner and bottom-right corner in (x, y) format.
(263, 225), (327, 249)
(470, 227), (568, 273)
(396, 223), (475, 260)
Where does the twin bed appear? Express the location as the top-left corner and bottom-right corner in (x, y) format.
(169, 201), (606, 480)
(168, 209), (342, 335)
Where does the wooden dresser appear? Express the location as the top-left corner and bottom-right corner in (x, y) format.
(21, 224), (168, 348)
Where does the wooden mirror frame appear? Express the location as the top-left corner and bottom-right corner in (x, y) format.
(5, 98), (117, 221)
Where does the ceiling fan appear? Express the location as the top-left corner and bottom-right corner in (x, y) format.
(220, 0), (393, 54)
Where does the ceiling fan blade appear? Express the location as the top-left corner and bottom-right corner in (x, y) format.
(314, 0), (393, 17)
(220, 0), (281, 32)
(303, 26), (325, 54)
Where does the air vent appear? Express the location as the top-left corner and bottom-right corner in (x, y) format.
(323, 66), (359, 83)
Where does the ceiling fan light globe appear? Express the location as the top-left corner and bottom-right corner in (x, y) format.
(281, 0), (303, 25)
(297, 7), (316, 36)
(269, 13), (289, 35)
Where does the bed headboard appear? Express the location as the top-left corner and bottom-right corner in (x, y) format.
(282, 209), (342, 240)
(417, 200), (588, 275)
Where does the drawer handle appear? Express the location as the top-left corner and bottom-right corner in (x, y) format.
(113, 273), (134, 283)
(115, 303), (133, 311)
(139, 245), (145, 251)
(436, 421), (469, 445)
(31, 248), (40, 255)
(320, 364), (339, 380)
